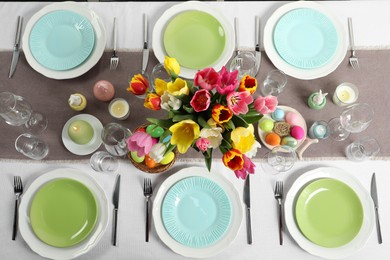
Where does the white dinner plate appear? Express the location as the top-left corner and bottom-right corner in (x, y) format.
(152, 1), (235, 79)
(19, 168), (109, 260)
(153, 167), (243, 258)
(62, 114), (103, 156)
(284, 167), (375, 259)
(257, 105), (307, 150)
(23, 2), (106, 79)
(263, 1), (347, 79)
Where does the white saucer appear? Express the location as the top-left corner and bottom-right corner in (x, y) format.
(62, 114), (103, 156)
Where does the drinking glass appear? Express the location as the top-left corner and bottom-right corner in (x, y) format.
(261, 70), (287, 96)
(329, 103), (374, 141)
(90, 151), (119, 173)
(151, 63), (171, 88)
(128, 70), (151, 99)
(15, 133), (49, 160)
(0, 92), (47, 134)
(262, 146), (297, 174)
(101, 123), (132, 157)
(229, 51), (258, 78)
(345, 137), (380, 161)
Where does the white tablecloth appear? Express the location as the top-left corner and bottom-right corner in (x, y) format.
(1, 1), (390, 51)
(1, 1), (389, 260)
(0, 159), (389, 260)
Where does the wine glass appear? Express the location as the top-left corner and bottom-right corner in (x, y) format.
(229, 51), (258, 78)
(262, 145), (297, 174)
(329, 103), (374, 141)
(0, 92), (47, 134)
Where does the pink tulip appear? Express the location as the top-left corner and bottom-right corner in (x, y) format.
(190, 89), (211, 112)
(234, 155), (255, 179)
(196, 138), (211, 152)
(227, 91), (253, 115)
(216, 67), (238, 95)
(127, 131), (157, 157)
(254, 95), (278, 114)
(194, 68), (221, 90)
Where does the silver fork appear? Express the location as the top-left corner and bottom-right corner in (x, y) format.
(143, 178), (153, 242)
(110, 17), (119, 70)
(274, 181), (283, 245)
(12, 176), (23, 240)
(348, 17), (359, 70)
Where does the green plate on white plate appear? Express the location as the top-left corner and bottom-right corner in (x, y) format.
(162, 176), (232, 248)
(163, 10), (226, 69)
(273, 8), (338, 69)
(30, 178), (98, 248)
(29, 10), (95, 71)
(295, 178), (363, 248)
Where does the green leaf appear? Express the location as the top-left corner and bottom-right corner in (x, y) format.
(172, 114), (196, 122)
(183, 104), (194, 114)
(231, 115), (249, 128)
(164, 143), (176, 156)
(204, 156), (212, 171)
(146, 118), (173, 129)
(241, 114), (263, 124)
(197, 116), (211, 129)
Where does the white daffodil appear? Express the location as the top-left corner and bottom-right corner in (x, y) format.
(149, 143), (167, 163)
(199, 127), (223, 149)
(160, 91), (182, 111)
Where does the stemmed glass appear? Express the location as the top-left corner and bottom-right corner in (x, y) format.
(262, 145), (297, 174)
(329, 103), (374, 141)
(0, 92), (47, 134)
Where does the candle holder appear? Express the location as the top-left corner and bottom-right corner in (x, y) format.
(332, 82), (359, 106)
(108, 98), (130, 120)
(308, 121), (330, 140)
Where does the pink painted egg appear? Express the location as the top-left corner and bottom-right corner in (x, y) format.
(93, 80), (115, 101)
(290, 125), (305, 140)
(285, 112), (300, 126)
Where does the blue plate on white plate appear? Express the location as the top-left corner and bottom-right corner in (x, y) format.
(29, 10), (95, 71)
(153, 167), (243, 258)
(162, 176), (232, 248)
(273, 8), (338, 69)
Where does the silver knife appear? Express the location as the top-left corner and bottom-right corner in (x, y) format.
(9, 16), (23, 78)
(371, 173), (382, 244)
(141, 14), (149, 74)
(234, 17), (239, 57)
(112, 174), (121, 246)
(244, 175), (252, 244)
(254, 16), (261, 76)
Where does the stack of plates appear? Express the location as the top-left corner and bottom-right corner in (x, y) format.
(264, 1), (347, 80)
(153, 1), (234, 79)
(19, 168), (109, 259)
(285, 167), (375, 259)
(23, 2), (106, 79)
(153, 167), (243, 258)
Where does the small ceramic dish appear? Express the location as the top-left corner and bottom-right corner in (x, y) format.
(62, 114), (103, 156)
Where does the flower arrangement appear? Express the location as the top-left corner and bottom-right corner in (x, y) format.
(127, 57), (278, 179)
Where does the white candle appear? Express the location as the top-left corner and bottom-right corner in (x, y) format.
(332, 83), (359, 106)
(109, 98), (130, 120)
(313, 125), (327, 139)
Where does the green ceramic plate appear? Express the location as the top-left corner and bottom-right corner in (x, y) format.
(162, 176), (232, 248)
(163, 10), (226, 69)
(273, 8), (338, 69)
(30, 178), (98, 248)
(295, 178), (363, 248)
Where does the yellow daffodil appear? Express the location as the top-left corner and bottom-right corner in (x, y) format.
(154, 78), (168, 96)
(211, 104), (233, 124)
(238, 75), (257, 94)
(230, 126), (255, 154)
(169, 120), (200, 153)
(222, 148), (244, 171)
(167, 78), (189, 96)
(164, 56), (180, 76)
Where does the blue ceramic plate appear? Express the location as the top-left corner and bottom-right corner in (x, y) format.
(29, 10), (95, 71)
(273, 8), (338, 69)
(162, 176), (232, 248)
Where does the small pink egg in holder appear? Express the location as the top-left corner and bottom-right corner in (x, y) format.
(257, 105), (318, 160)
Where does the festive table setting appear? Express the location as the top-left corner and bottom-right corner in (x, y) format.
(0, 1), (389, 260)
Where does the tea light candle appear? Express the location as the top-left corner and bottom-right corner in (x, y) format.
(109, 98), (130, 120)
(332, 83), (359, 106)
(308, 121), (329, 140)
(68, 120), (94, 145)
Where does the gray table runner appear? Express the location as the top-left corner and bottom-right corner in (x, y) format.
(1, 50), (389, 160)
